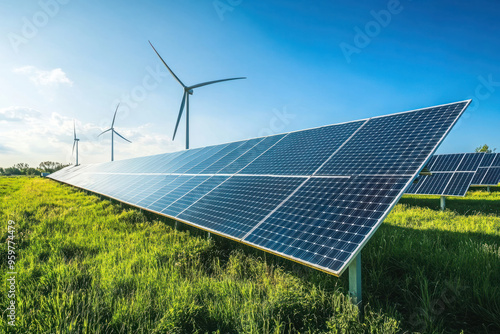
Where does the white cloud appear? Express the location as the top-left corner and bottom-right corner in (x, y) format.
(0, 107), (179, 167)
(0, 106), (41, 122)
(13, 66), (73, 87)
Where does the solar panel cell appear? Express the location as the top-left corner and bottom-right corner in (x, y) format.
(240, 121), (365, 175)
(243, 176), (409, 273)
(443, 172), (475, 196)
(217, 134), (286, 174)
(481, 167), (500, 185)
(457, 153), (484, 171)
(178, 176), (304, 239)
(316, 103), (468, 176)
(471, 168), (488, 185)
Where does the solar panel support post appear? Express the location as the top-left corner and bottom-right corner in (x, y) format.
(487, 186), (491, 193)
(440, 196), (446, 211)
(349, 252), (362, 311)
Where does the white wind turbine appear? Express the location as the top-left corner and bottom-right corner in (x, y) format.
(98, 103), (131, 161)
(149, 40), (246, 149)
(72, 120), (80, 166)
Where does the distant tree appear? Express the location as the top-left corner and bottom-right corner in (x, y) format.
(3, 167), (21, 175)
(14, 163), (31, 174)
(475, 144), (496, 153)
(0, 161), (69, 176)
(38, 161), (70, 173)
(25, 167), (39, 176)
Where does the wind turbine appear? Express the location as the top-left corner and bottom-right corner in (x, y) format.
(72, 120), (80, 166)
(98, 103), (131, 161)
(149, 40), (246, 149)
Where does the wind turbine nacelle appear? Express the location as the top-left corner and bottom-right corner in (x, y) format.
(188, 89), (194, 95)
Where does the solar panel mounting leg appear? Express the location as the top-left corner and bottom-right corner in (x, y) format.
(349, 252), (362, 311)
(487, 186), (491, 193)
(440, 196), (446, 211)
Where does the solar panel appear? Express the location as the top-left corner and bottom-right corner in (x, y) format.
(470, 153), (500, 186)
(49, 100), (470, 276)
(406, 152), (500, 196)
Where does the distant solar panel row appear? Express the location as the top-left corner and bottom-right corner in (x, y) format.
(49, 101), (470, 276)
(406, 152), (500, 196)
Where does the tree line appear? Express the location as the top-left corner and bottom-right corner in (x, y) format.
(0, 161), (70, 176)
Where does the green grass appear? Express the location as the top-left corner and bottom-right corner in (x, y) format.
(1, 177), (499, 333)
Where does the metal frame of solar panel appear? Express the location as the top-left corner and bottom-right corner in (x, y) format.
(407, 152), (500, 197)
(49, 100), (471, 304)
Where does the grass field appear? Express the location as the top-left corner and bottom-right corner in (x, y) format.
(1, 176), (499, 333)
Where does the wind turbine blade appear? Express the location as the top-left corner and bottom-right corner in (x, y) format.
(173, 91), (187, 141)
(188, 77), (246, 90)
(98, 128), (112, 137)
(112, 103), (120, 127)
(72, 140), (76, 155)
(148, 40), (186, 88)
(113, 130), (132, 143)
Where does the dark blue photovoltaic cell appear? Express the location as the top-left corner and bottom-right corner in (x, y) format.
(178, 176), (304, 239)
(48, 100), (470, 276)
(201, 138), (263, 174)
(147, 176), (211, 212)
(317, 102), (468, 176)
(217, 134), (286, 174)
(491, 154), (500, 167)
(411, 173), (453, 195)
(239, 121), (365, 175)
(428, 154), (464, 172)
(150, 151), (186, 173)
(173, 145), (230, 174)
(162, 147), (208, 173)
(481, 167), (500, 185)
(183, 141), (246, 174)
(135, 175), (181, 207)
(120, 175), (161, 203)
(243, 176), (407, 273)
(443, 172), (475, 196)
(162, 176), (229, 216)
(471, 168), (488, 185)
(479, 153), (496, 167)
(457, 153), (484, 171)
(405, 179), (422, 194)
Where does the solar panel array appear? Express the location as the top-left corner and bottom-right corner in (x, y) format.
(49, 101), (470, 276)
(407, 152), (500, 196)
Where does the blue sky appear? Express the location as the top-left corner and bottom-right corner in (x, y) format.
(0, 0), (499, 167)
